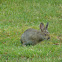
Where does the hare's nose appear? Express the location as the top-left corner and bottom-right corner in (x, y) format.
(48, 37), (50, 40)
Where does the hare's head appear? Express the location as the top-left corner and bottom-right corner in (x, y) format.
(40, 22), (50, 40)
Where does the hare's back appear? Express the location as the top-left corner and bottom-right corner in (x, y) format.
(21, 28), (41, 40)
(24, 28), (40, 34)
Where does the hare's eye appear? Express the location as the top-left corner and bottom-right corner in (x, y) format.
(45, 34), (46, 36)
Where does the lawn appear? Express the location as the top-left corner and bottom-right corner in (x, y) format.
(0, 0), (62, 62)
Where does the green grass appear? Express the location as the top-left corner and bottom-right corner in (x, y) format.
(0, 0), (62, 62)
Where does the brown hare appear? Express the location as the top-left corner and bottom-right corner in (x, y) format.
(21, 22), (50, 46)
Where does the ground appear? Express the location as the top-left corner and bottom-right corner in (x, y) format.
(0, 0), (62, 62)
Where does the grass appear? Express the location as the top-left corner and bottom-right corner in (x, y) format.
(0, 0), (62, 62)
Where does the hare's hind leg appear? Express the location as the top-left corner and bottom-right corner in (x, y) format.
(23, 42), (31, 46)
(23, 41), (34, 46)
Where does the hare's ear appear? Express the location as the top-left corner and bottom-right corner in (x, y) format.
(40, 23), (44, 31)
(45, 22), (49, 30)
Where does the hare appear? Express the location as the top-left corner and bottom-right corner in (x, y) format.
(21, 22), (50, 46)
